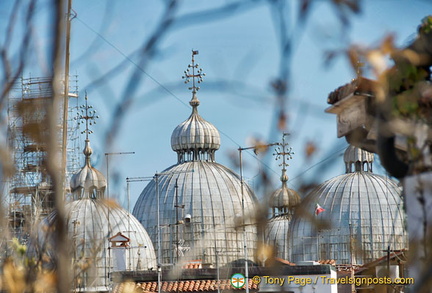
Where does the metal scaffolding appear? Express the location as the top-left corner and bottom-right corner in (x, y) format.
(7, 75), (80, 239)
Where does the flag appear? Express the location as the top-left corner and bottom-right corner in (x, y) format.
(315, 203), (325, 215)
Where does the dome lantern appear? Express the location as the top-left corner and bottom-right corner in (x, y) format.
(344, 145), (374, 173)
(171, 50), (220, 163)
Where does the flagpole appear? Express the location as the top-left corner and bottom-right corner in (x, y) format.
(315, 203), (325, 261)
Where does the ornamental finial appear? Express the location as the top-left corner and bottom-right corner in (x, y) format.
(273, 133), (294, 184)
(75, 92), (99, 140)
(182, 50), (205, 108)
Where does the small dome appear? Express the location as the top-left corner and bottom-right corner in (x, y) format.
(70, 140), (106, 199)
(171, 95), (220, 163)
(270, 184), (301, 210)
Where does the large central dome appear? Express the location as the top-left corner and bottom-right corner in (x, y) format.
(133, 161), (257, 266)
(133, 51), (257, 267)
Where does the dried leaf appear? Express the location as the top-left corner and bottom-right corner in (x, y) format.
(246, 136), (270, 155)
(118, 282), (141, 293)
(256, 242), (275, 265)
(278, 110), (287, 131)
(34, 271), (57, 293)
(367, 49), (387, 77)
(347, 47), (361, 75)
(381, 34), (395, 54)
(101, 198), (121, 209)
(305, 141), (317, 160)
(2, 258), (26, 293)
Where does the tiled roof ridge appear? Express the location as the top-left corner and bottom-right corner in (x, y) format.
(115, 278), (259, 293)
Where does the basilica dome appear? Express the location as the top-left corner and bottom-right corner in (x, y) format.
(33, 135), (156, 292)
(40, 199), (157, 291)
(133, 52), (257, 267)
(288, 145), (407, 265)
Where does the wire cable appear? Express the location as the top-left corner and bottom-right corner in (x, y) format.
(74, 15), (346, 184)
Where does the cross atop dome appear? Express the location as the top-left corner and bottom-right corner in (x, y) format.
(182, 50), (206, 109)
(70, 93), (106, 200)
(273, 133), (294, 184)
(268, 133), (300, 215)
(75, 92), (99, 140)
(171, 51), (220, 163)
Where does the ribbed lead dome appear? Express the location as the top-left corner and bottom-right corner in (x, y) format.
(171, 94), (220, 163)
(134, 51), (257, 267)
(38, 200), (157, 292)
(33, 127), (156, 292)
(133, 161), (257, 267)
(289, 146), (407, 265)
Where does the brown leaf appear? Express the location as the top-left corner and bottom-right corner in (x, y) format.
(278, 110), (287, 131)
(347, 47), (360, 74)
(305, 141), (317, 160)
(34, 271), (57, 293)
(381, 34), (395, 54)
(2, 258), (26, 293)
(101, 198), (121, 209)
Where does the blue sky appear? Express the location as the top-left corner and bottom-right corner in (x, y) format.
(2, 0), (431, 209)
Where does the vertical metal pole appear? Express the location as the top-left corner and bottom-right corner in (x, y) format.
(216, 250), (221, 293)
(175, 179), (179, 265)
(156, 174), (162, 293)
(349, 223), (355, 293)
(238, 148), (249, 293)
(127, 178), (131, 270)
(106, 154), (110, 198)
(127, 178), (130, 214)
(387, 246), (390, 293)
